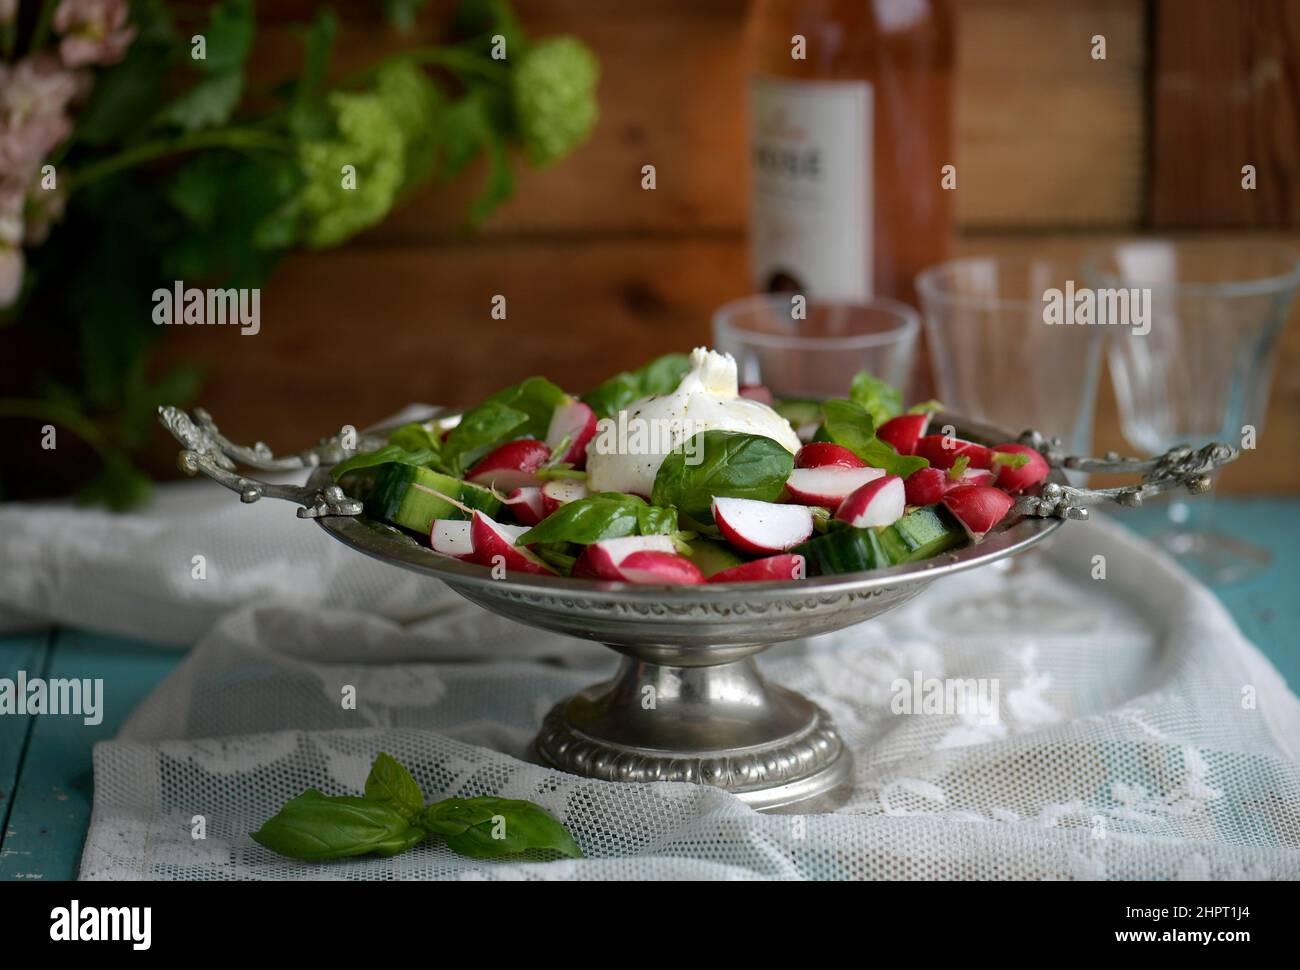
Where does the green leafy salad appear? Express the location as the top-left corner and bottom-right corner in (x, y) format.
(332, 348), (1049, 585)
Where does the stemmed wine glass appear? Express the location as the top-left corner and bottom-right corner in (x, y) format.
(915, 255), (1105, 630)
(1083, 239), (1300, 585)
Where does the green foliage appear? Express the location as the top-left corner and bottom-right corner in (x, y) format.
(512, 37), (600, 165)
(517, 493), (676, 546)
(4, 1), (600, 509)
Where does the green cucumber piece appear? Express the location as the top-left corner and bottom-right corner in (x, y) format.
(792, 525), (891, 576)
(877, 506), (964, 564)
(773, 398), (822, 429)
(685, 538), (746, 578)
(365, 464), (502, 534)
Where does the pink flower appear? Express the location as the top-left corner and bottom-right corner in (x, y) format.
(0, 195), (24, 310)
(0, 56), (81, 192)
(53, 0), (136, 68)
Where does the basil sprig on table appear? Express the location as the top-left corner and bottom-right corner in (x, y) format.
(518, 492), (677, 545)
(819, 400), (928, 479)
(252, 753), (582, 863)
(651, 430), (794, 524)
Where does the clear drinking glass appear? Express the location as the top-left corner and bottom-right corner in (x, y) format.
(712, 295), (920, 400)
(915, 255), (1104, 457)
(915, 255), (1106, 631)
(1083, 239), (1300, 584)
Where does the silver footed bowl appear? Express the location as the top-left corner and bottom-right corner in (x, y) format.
(158, 404), (1238, 812)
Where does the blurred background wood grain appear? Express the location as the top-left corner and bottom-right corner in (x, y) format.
(146, 0), (1299, 492)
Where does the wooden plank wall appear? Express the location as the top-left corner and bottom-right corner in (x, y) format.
(142, 0), (1299, 492)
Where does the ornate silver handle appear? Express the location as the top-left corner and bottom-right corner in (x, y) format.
(157, 406), (369, 518)
(1011, 429), (1240, 521)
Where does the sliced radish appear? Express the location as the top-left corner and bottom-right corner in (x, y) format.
(941, 485), (1015, 542)
(904, 465), (995, 506)
(785, 466), (885, 508)
(541, 478), (588, 516)
(835, 475), (906, 528)
(545, 398), (599, 469)
(991, 443), (1050, 493)
(914, 434), (996, 470)
(503, 486), (546, 525)
(466, 439), (552, 491)
(876, 413), (930, 456)
(712, 496), (814, 555)
(617, 550), (706, 585)
(794, 442), (866, 469)
(903, 467), (951, 506)
(467, 511), (556, 575)
(708, 554), (806, 584)
(572, 535), (678, 581)
(431, 519), (474, 558)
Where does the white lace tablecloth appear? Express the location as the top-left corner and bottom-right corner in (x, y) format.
(2, 480), (1298, 880)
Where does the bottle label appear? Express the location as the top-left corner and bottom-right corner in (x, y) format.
(749, 77), (872, 300)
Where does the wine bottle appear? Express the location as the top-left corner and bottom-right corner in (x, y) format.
(747, 0), (954, 305)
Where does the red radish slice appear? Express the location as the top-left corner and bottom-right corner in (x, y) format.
(545, 399), (599, 468)
(958, 468), (995, 486)
(712, 496), (814, 555)
(541, 478), (588, 515)
(617, 551), (706, 585)
(467, 512), (556, 575)
(503, 486), (546, 525)
(795, 442), (866, 469)
(877, 413), (931, 456)
(990, 443), (1050, 493)
(835, 475), (906, 528)
(904, 467), (951, 506)
(466, 439), (552, 491)
(708, 554), (806, 584)
(914, 435), (996, 470)
(431, 520), (474, 558)
(572, 535), (678, 581)
(785, 466), (885, 508)
(941, 485), (1015, 542)
(738, 383), (775, 405)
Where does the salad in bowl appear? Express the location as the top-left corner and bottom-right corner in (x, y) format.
(330, 348), (1049, 586)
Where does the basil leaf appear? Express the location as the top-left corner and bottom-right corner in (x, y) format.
(651, 430), (794, 524)
(581, 373), (639, 419)
(849, 372), (904, 427)
(821, 400), (928, 478)
(580, 353), (691, 419)
(331, 444), (436, 481)
(516, 492), (645, 545)
(633, 353), (691, 396)
(485, 376), (568, 439)
(387, 421), (442, 455)
(636, 503), (677, 535)
(422, 797), (582, 860)
(363, 752), (425, 823)
(250, 790), (425, 861)
(442, 400), (529, 474)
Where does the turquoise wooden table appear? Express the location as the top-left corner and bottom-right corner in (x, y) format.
(2, 498), (1297, 881)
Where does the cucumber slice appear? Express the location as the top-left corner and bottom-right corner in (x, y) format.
(774, 398), (822, 429)
(685, 538), (745, 578)
(792, 525), (891, 576)
(877, 506), (965, 564)
(365, 464), (502, 534)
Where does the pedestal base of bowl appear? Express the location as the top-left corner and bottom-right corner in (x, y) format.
(534, 655), (851, 813)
